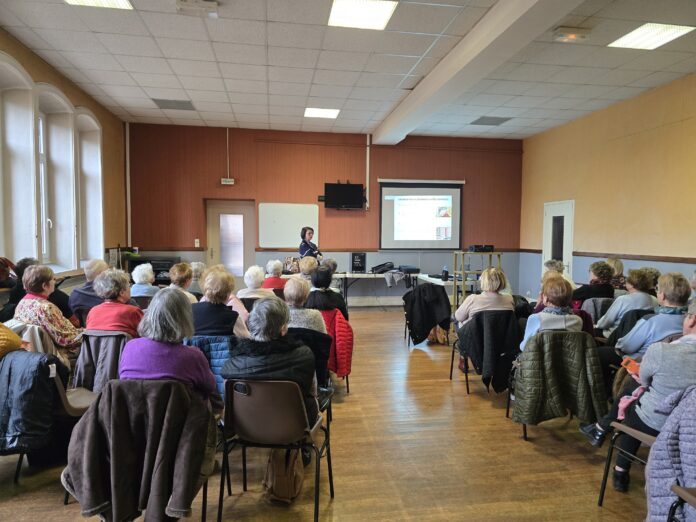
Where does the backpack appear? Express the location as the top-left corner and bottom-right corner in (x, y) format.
(262, 448), (304, 504)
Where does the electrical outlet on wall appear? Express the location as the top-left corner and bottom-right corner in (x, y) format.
(194, 238), (200, 248)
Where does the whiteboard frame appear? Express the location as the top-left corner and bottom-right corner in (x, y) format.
(258, 203), (319, 249)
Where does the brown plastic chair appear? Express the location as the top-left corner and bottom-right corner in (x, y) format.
(217, 380), (334, 522)
(597, 421), (656, 506)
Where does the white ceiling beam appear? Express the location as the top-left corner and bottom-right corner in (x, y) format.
(372, 0), (587, 145)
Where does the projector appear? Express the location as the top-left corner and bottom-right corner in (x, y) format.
(468, 245), (494, 252)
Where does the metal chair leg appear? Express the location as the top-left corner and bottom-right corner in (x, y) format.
(313, 445), (321, 522)
(201, 480), (207, 522)
(345, 375), (349, 394)
(598, 432), (619, 506)
(522, 424), (528, 441)
(449, 342), (456, 380)
(14, 453), (24, 484)
(242, 446), (247, 491)
(463, 356), (470, 395)
(217, 449), (227, 522)
(505, 390), (511, 418)
(63, 490), (70, 505)
(226, 453), (231, 497)
(668, 498), (685, 521)
(324, 427), (334, 499)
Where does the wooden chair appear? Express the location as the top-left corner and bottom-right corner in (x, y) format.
(218, 380), (334, 522)
(597, 421), (656, 507)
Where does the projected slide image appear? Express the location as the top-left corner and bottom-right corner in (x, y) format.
(393, 195), (452, 241)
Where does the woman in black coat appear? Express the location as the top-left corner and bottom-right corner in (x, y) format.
(305, 267), (348, 320)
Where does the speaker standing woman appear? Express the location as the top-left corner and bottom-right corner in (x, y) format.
(299, 226), (322, 259)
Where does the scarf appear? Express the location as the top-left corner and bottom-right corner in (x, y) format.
(656, 305), (687, 315)
(541, 305), (571, 316)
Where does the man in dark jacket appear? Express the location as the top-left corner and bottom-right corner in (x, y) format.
(221, 297), (318, 422)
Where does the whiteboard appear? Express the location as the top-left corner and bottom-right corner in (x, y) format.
(259, 203), (319, 249)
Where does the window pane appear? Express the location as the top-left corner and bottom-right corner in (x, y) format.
(552, 215), (564, 262)
(39, 159), (49, 258)
(220, 214), (244, 276)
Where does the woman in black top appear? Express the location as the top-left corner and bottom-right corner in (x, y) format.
(299, 226), (321, 259)
(305, 266), (348, 320)
(572, 261), (615, 304)
(192, 269), (238, 336)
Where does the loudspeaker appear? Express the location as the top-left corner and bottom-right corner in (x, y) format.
(351, 252), (366, 273)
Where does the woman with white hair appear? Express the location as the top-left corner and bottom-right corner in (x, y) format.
(261, 259), (286, 290)
(284, 278), (327, 333)
(192, 268), (250, 339)
(236, 265), (275, 299)
(130, 263), (160, 297)
(188, 262), (206, 295)
(86, 269), (143, 338)
(221, 297), (318, 421)
(119, 287), (216, 398)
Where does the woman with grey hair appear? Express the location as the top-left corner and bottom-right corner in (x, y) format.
(543, 259), (576, 290)
(284, 278), (327, 333)
(119, 288), (216, 398)
(236, 265), (275, 299)
(261, 259), (287, 290)
(221, 297), (318, 421)
(130, 263), (160, 297)
(86, 268), (143, 338)
(188, 261), (206, 295)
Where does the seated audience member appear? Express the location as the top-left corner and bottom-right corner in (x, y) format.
(606, 257), (626, 290)
(192, 269), (249, 338)
(455, 267), (514, 327)
(297, 256), (318, 282)
(320, 258), (342, 293)
(14, 265), (83, 348)
(201, 265), (249, 325)
(168, 263), (198, 304)
(284, 278), (327, 333)
(86, 269), (143, 338)
(580, 300), (696, 492)
(9, 257), (73, 320)
(261, 259), (287, 290)
(596, 269), (658, 337)
(542, 259), (576, 289)
(614, 272), (690, 357)
(119, 287), (216, 399)
(305, 266), (349, 320)
(571, 261), (615, 304)
(642, 266), (661, 297)
(0, 258), (16, 289)
(237, 266), (275, 299)
(130, 263), (160, 298)
(520, 274), (583, 351)
(188, 262), (206, 295)
(0, 322), (22, 358)
(68, 259), (109, 313)
(221, 297), (318, 422)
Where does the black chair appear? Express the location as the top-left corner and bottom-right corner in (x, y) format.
(73, 307), (90, 328)
(272, 288), (285, 300)
(218, 380), (334, 522)
(668, 485), (696, 521)
(240, 297), (258, 313)
(132, 296), (152, 309)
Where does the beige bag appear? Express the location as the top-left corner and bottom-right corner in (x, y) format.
(283, 256), (300, 274)
(262, 449), (304, 504)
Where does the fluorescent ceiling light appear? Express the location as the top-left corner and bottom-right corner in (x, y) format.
(608, 22), (695, 50)
(328, 0), (398, 31)
(64, 0), (133, 8)
(304, 108), (340, 119)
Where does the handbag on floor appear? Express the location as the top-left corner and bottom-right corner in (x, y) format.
(263, 448), (304, 504)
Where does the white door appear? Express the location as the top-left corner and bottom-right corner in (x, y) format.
(206, 200), (256, 282)
(542, 200), (574, 279)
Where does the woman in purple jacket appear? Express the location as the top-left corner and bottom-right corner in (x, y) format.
(120, 287), (216, 399)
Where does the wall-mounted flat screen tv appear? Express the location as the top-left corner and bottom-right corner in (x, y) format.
(324, 183), (364, 209)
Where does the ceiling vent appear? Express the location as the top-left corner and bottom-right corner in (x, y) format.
(176, 0), (219, 18)
(470, 116), (511, 126)
(152, 99), (196, 111)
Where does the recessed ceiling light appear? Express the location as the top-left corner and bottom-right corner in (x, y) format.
(304, 108), (340, 119)
(64, 0), (133, 8)
(328, 0), (398, 31)
(608, 22), (695, 50)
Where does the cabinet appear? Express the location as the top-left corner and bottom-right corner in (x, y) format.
(452, 251), (504, 308)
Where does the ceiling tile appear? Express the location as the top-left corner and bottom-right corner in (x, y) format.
(100, 84), (147, 98)
(365, 54), (419, 74)
(267, 0), (332, 25)
(306, 96), (346, 108)
(356, 73), (408, 88)
(542, 97), (581, 109)
(213, 42), (267, 65)
(387, 3), (462, 34)
(227, 92), (268, 104)
(63, 51), (123, 71)
(469, 93), (513, 107)
(427, 36), (460, 58)
(84, 69), (136, 86)
(157, 38), (215, 61)
(131, 72), (181, 89)
(76, 82), (106, 96)
(521, 42), (596, 66)
(269, 81), (310, 96)
(224, 78), (268, 94)
(186, 90), (230, 102)
(97, 34), (162, 57)
(232, 104), (267, 114)
(573, 47), (641, 69)
(563, 84), (616, 99)
(267, 22), (325, 49)
(546, 66), (610, 84)
(193, 102), (233, 112)
(619, 50), (692, 71)
(317, 51), (369, 71)
(116, 55), (172, 74)
(313, 69), (360, 86)
(269, 105), (304, 116)
(130, 0), (178, 13)
(444, 6), (489, 36)
(216, 0), (267, 21)
(139, 12), (208, 40)
(343, 99), (384, 111)
(600, 86), (647, 100)
(502, 95), (548, 108)
(168, 59), (220, 77)
(92, 94), (117, 107)
(572, 98), (615, 111)
(411, 57), (439, 75)
(350, 86), (406, 101)
(59, 67), (92, 83)
(3, 1), (88, 31)
(170, 119), (205, 126)
(199, 111), (236, 121)
(219, 63), (267, 80)
(0, 4), (25, 27)
(499, 63), (564, 82)
(178, 75), (225, 91)
(630, 71), (683, 88)
(486, 80), (535, 95)
(9, 27), (52, 50)
(378, 32), (437, 56)
(74, 6), (149, 35)
(666, 56), (696, 73)
(268, 94), (307, 107)
(269, 115), (303, 125)
(109, 96), (157, 109)
(34, 29), (107, 53)
(162, 109), (201, 119)
(268, 66), (315, 83)
(205, 18), (266, 45)
(268, 47), (319, 68)
(143, 86), (189, 99)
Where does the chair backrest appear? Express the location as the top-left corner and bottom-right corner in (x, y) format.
(4, 319), (69, 367)
(73, 330), (132, 392)
(272, 288), (285, 300)
(184, 335), (236, 396)
(580, 297), (614, 323)
(224, 379), (309, 444)
(614, 289), (629, 298)
(132, 296), (152, 309)
(240, 297), (258, 312)
(287, 327), (332, 386)
(73, 307), (90, 328)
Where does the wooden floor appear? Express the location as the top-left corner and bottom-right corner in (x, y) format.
(0, 308), (646, 521)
